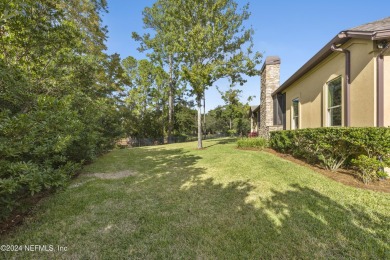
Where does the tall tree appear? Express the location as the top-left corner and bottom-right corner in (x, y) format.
(122, 57), (169, 139)
(133, 1), (181, 143)
(147, 0), (261, 148)
(123, 57), (152, 137)
(0, 0), (124, 218)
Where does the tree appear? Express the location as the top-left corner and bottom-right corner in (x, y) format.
(205, 101), (250, 136)
(0, 0), (124, 219)
(122, 57), (172, 140)
(123, 57), (155, 137)
(146, 0), (261, 148)
(174, 99), (197, 136)
(218, 84), (242, 130)
(205, 106), (228, 134)
(133, 1), (182, 143)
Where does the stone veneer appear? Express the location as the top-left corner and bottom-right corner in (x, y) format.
(259, 56), (283, 138)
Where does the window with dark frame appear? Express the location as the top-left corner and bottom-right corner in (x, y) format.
(327, 77), (342, 126)
(273, 93), (286, 128)
(292, 98), (299, 129)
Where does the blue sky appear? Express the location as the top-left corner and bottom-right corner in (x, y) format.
(102, 0), (390, 111)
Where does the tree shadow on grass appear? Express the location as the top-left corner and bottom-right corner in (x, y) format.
(105, 147), (390, 259)
(258, 184), (390, 259)
(130, 147), (205, 176)
(2, 146), (390, 259)
(203, 138), (237, 148)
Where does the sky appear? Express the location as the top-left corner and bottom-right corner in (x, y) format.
(101, 0), (390, 111)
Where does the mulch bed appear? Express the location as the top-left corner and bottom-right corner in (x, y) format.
(263, 148), (390, 193)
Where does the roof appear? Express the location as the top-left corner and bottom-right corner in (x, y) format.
(250, 105), (260, 112)
(349, 17), (390, 32)
(260, 56), (281, 74)
(273, 17), (390, 96)
(248, 105), (260, 117)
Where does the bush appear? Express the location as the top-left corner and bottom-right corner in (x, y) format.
(0, 95), (121, 220)
(351, 155), (388, 184)
(227, 129), (237, 137)
(270, 127), (390, 183)
(269, 130), (294, 153)
(0, 2), (123, 221)
(237, 137), (268, 150)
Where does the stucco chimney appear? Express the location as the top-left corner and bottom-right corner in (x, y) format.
(259, 56), (281, 138)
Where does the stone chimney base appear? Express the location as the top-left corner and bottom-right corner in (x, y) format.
(259, 125), (283, 139)
(259, 56), (281, 139)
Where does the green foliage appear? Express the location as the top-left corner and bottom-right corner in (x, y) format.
(227, 129), (237, 137)
(270, 128), (390, 183)
(213, 84), (251, 136)
(206, 102), (250, 135)
(351, 155), (387, 184)
(139, 0), (262, 148)
(0, 96), (84, 218)
(174, 101), (197, 135)
(133, 2), (183, 143)
(237, 137), (268, 150)
(122, 57), (168, 139)
(268, 130), (294, 153)
(0, 0), (124, 219)
(121, 55), (198, 140)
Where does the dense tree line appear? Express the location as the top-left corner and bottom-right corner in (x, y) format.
(0, 0), (124, 218)
(205, 85), (251, 136)
(133, 0), (261, 148)
(0, 0), (260, 219)
(120, 55), (252, 140)
(120, 56), (197, 141)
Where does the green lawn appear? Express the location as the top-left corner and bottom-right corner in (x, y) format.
(2, 138), (390, 259)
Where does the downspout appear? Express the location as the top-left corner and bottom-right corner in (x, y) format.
(376, 42), (390, 127)
(331, 44), (351, 126)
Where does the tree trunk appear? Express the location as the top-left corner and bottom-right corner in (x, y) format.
(197, 96), (203, 149)
(167, 55), (174, 143)
(161, 100), (166, 143)
(168, 84), (173, 143)
(203, 92), (206, 135)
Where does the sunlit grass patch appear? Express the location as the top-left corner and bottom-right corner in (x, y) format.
(2, 138), (389, 259)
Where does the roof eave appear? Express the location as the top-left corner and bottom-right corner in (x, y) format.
(248, 105), (260, 117)
(272, 29), (390, 96)
(339, 29), (390, 40)
(272, 35), (347, 96)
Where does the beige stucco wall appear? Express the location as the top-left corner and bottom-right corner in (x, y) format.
(349, 42), (376, 127)
(283, 39), (376, 130)
(384, 54), (390, 127)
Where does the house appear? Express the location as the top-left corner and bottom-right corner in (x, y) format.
(256, 17), (390, 138)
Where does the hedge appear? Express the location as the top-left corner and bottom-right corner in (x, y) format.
(269, 128), (390, 183)
(0, 95), (121, 220)
(237, 137), (268, 150)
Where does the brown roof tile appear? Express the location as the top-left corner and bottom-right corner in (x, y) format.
(348, 17), (390, 32)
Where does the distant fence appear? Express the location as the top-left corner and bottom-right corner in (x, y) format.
(117, 133), (229, 148)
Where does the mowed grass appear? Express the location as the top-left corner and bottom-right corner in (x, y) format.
(1, 138), (390, 259)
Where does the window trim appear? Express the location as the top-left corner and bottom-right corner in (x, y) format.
(326, 76), (343, 127)
(292, 98), (300, 129)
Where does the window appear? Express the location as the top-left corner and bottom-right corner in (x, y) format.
(292, 98), (299, 129)
(273, 93), (285, 126)
(327, 77), (342, 126)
